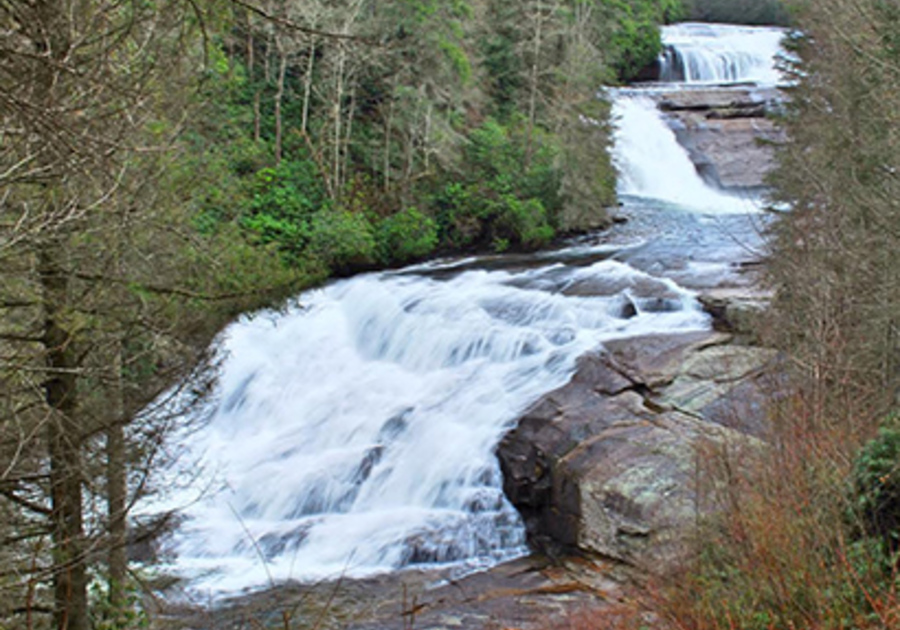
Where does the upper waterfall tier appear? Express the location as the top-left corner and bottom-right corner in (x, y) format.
(659, 22), (787, 86)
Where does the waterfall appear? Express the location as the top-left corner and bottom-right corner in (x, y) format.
(160, 262), (708, 593)
(155, 21), (783, 597)
(611, 94), (759, 213)
(659, 23), (787, 85)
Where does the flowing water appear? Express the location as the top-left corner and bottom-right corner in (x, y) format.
(612, 95), (760, 213)
(659, 22), (787, 85)
(157, 23), (784, 595)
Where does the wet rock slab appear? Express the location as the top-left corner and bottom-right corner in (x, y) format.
(156, 555), (625, 630)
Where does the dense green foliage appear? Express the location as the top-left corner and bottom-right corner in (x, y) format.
(188, 0), (683, 278)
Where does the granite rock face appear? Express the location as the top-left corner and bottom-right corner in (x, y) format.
(498, 331), (777, 571)
(658, 87), (786, 190)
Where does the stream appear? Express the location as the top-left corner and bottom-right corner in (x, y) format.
(156, 22), (786, 596)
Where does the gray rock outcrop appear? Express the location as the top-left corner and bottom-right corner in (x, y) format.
(658, 87), (786, 190)
(498, 331), (777, 572)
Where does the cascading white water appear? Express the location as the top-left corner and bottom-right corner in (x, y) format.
(162, 262), (709, 593)
(659, 23), (786, 85)
(612, 94), (758, 213)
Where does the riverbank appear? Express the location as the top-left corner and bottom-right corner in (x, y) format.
(157, 554), (636, 630)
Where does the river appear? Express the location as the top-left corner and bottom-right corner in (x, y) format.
(155, 22), (786, 596)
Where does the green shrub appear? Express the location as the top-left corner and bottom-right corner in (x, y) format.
(606, 0), (686, 81)
(852, 414), (900, 552)
(496, 196), (555, 248)
(375, 207), (438, 265)
(611, 15), (665, 81)
(307, 210), (376, 272)
(433, 181), (483, 248)
(239, 159), (327, 260)
(432, 118), (560, 250)
(246, 160), (325, 226)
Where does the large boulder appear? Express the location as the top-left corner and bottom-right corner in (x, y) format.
(498, 331), (775, 571)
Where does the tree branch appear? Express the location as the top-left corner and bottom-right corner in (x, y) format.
(0, 488), (51, 516)
(230, 0), (378, 45)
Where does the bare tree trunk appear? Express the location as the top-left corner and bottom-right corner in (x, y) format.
(106, 284), (127, 613)
(343, 80), (356, 189)
(526, 0), (544, 168)
(246, 10), (254, 75)
(333, 42), (346, 196)
(106, 380), (127, 612)
(383, 91), (394, 193)
(274, 46), (287, 166)
(254, 91), (262, 143)
(264, 28), (272, 83)
(247, 11), (262, 142)
(402, 92), (423, 202)
(33, 2), (88, 627)
(423, 102), (433, 173)
(302, 38), (317, 135)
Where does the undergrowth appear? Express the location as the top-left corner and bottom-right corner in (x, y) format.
(652, 399), (900, 630)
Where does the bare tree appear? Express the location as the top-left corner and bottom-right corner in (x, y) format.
(766, 0), (900, 435)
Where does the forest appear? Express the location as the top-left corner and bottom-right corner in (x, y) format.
(2, 0), (900, 628)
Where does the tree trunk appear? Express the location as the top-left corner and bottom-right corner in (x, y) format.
(264, 28), (272, 83)
(526, 1), (544, 168)
(40, 243), (88, 630)
(247, 12), (261, 142)
(423, 102), (433, 173)
(107, 210), (129, 614)
(383, 93), (394, 193)
(343, 80), (356, 190)
(274, 47), (287, 166)
(254, 91), (262, 143)
(33, 2), (89, 627)
(106, 333), (128, 614)
(301, 38), (317, 135)
(333, 42), (346, 196)
(246, 11), (254, 76)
